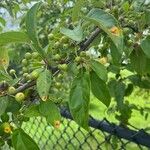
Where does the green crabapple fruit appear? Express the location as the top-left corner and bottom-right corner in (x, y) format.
(9, 69), (16, 75)
(75, 56), (81, 63)
(48, 33), (54, 40)
(15, 92), (25, 102)
(8, 86), (16, 95)
(32, 52), (39, 59)
(30, 70), (39, 80)
(25, 52), (32, 59)
(54, 54), (61, 61)
(58, 64), (68, 71)
(22, 59), (28, 66)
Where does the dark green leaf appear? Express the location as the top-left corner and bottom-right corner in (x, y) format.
(91, 60), (107, 81)
(130, 48), (147, 75)
(6, 97), (21, 113)
(86, 8), (124, 52)
(0, 70), (12, 82)
(69, 70), (90, 130)
(110, 43), (122, 66)
(125, 83), (134, 96)
(39, 101), (61, 126)
(90, 71), (110, 107)
(72, 0), (85, 21)
(114, 81), (125, 109)
(60, 25), (83, 42)
(0, 48), (9, 69)
(23, 105), (40, 117)
(26, 2), (42, 44)
(36, 69), (52, 101)
(141, 36), (150, 58)
(12, 129), (39, 150)
(0, 32), (30, 46)
(0, 96), (9, 116)
(25, 2), (47, 59)
(128, 75), (150, 89)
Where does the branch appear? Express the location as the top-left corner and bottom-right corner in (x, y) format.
(79, 27), (101, 51)
(14, 27), (101, 93)
(14, 80), (36, 94)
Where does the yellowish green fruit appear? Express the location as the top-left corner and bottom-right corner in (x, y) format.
(2, 122), (12, 134)
(32, 52), (39, 59)
(22, 59), (28, 66)
(15, 92), (25, 102)
(54, 54), (61, 61)
(30, 70), (39, 80)
(8, 86), (16, 95)
(9, 69), (16, 75)
(25, 52), (32, 59)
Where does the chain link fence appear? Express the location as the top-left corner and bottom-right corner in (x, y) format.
(20, 108), (150, 150)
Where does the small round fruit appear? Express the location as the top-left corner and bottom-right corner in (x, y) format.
(15, 92), (25, 102)
(9, 69), (16, 75)
(48, 33), (54, 40)
(58, 64), (68, 71)
(22, 67), (28, 73)
(80, 51), (86, 57)
(75, 56), (81, 63)
(63, 44), (69, 49)
(54, 54), (61, 61)
(22, 59), (28, 66)
(127, 39), (133, 46)
(54, 42), (60, 48)
(8, 86), (16, 95)
(25, 52), (32, 59)
(99, 57), (108, 65)
(32, 52), (39, 59)
(30, 71), (39, 80)
(54, 120), (61, 129)
(55, 82), (61, 89)
(60, 36), (68, 43)
(2, 122), (12, 134)
(23, 73), (29, 78)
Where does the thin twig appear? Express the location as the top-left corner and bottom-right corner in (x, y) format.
(14, 27), (101, 93)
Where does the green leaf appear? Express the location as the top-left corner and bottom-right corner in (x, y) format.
(12, 129), (39, 150)
(36, 69), (52, 101)
(141, 36), (150, 58)
(90, 60), (107, 81)
(128, 75), (150, 89)
(39, 101), (61, 126)
(60, 24), (83, 42)
(0, 96), (9, 116)
(86, 8), (124, 52)
(0, 31), (30, 46)
(130, 48), (147, 75)
(125, 83), (133, 96)
(114, 81), (125, 109)
(6, 97), (21, 113)
(69, 70), (90, 130)
(25, 2), (47, 59)
(23, 105), (40, 117)
(122, 1), (130, 12)
(0, 17), (6, 27)
(26, 2), (42, 44)
(72, 0), (85, 22)
(90, 71), (110, 107)
(0, 70), (12, 82)
(0, 48), (9, 70)
(110, 43), (122, 66)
